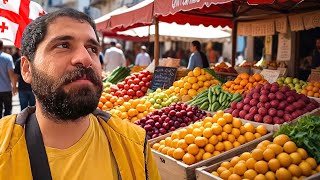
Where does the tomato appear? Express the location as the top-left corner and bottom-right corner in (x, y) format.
(136, 90), (144, 97)
(130, 83), (135, 89)
(122, 90), (127, 95)
(141, 86), (148, 93)
(133, 78), (140, 84)
(138, 73), (145, 79)
(133, 85), (140, 91)
(139, 81), (145, 87)
(127, 79), (134, 85)
(123, 84), (130, 90)
(127, 89), (135, 96)
(142, 77), (148, 83)
(110, 92), (115, 96)
(147, 75), (152, 81)
(134, 73), (139, 78)
(145, 82), (151, 87)
(117, 82), (124, 89)
(123, 95), (130, 101)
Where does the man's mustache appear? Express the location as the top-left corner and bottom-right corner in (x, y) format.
(59, 66), (101, 87)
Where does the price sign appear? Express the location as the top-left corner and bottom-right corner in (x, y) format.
(150, 66), (177, 90)
(260, 69), (281, 83)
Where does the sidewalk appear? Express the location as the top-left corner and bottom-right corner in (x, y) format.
(12, 94), (21, 114)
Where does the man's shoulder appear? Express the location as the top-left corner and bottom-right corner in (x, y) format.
(0, 52), (13, 61)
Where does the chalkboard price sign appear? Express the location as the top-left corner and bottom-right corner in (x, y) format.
(150, 66), (177, 90)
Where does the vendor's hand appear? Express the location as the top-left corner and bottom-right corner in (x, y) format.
(12, 86), (18, 96)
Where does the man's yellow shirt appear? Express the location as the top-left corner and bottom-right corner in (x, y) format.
(45, 114), (118, 180)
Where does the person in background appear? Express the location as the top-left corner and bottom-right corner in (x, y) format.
(0, 40), (15, 118)
(135, 45), (151, 66)
(0, 8), (160, 180)
(311, 37), (320, 69)
(187, 40), (209, 70)
(12, 48), (21, 64)
(13, 58), (36, 110)
(103, 41), (126, 73)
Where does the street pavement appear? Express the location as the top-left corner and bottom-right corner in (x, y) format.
(12, 94), (21, 114)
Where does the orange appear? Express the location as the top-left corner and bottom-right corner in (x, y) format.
(297, 148), (308, 160)
(216, 110), (224, 118)
(161, 147), (170, 154)
(239, 72), (250, 79)
(182, 153), (196, 165)
(237, 135), (246, 145)
(276, 168), (292, 180)
(194, 137), (208, 148)
(245, 158), (256, 169)
(240, 152), (252, 161)
(244, 132), (255, 142)
(158, 145), (165, 152)
(299, 161), (312, 176)
(305, 157), (317, 169)
(288, 164), (302, 177)
(253, 74), (262, 81)
(211, 171), (219, 176)
(256, 125), (268, 135)
(290, 152), (302, 165)
(171, 131), (180, 140)
(254, 160), (269, 174)
(167, 147), (175, 157)
(184, 134), (195, 144)
(265, 171), (276, 180)
(170, 139), (179, 148)
(192, 128), (203, 137)
(240, 79), (249, 87)
(277, 152), (292, 167)
(187, 144), (199, 155)
(165, 137), (173, 147)
(244, 169), (257, 180)
(203, 128), (214, 139)
(273, 134), (290, 146)
(232, 118), (242, 128)
(301, 89), (308, 95)
(307, 91), (314, 97)
(204, 143), (215, 153)
(99, 96), (107, 103)
(268, 158), (281, 172)
(195, 148), (205, 162)
(227, 174), (241, 180)
(98, 102), (104, 109)
(263, 148), (276, 161)
(217, 166), (228, 175)
(215, 142), (225, 151)
(152, 143), (160, 150)
(221, 161), (231, 169)
(233, 141), (241, 148)
(223, 124), (233, 134)
(179, 129), (188, 139)
(283, 141), (297, 154)
(232, 128), (241, 138)
(220, 169), (232, 180)
(105, 101), (113, 108)
(127, 109), (138, 117)
(212, 124), (223, 135)
(223, 141), (234, 151)
(202, 152), (212, 160)
(228, 134), (236, 143)
(244, 123), (255, 133)
(267, 144), (283, 155)
(306, 85), (314, 91)
(209, 135), (219, 145)
(172, 148), (185, 160)
(230, 156), (241, 167)
(233, 162), (247, 176)
(252, 149), (264, 161)
(177, 139), (188, 149)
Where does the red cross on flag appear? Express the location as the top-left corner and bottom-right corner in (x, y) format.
(0, 0), (46, 48)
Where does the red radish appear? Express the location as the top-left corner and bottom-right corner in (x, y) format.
(258, 107), (268, 116)
(276, 110), (284, 117)
(236, 102), (244, 110)
(270, 100), (279, 108)
(254, 114), (263, 123)
(259, 95), (268, 103)
(239, 110), (247, 119)
(264, 102), (271, 110)
(245, 114), (254, 121)
(232, 109), (240, 117)
(249, 106), (258, 114)
(249, 99), (258, 106)
(263, 115), (273, 124)
(268, 93), (276, 101)
(268, 108), (277, 117)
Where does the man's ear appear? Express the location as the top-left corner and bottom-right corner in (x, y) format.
(21, 56), (32, 84)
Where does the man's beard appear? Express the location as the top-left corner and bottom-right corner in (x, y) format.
(30, 65), (102, 122)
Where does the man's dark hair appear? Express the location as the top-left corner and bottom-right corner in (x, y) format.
(192, 40), (201, 51)
(0, 40), (3, 49)
(110, 41), (116, 46)
(21, 8), (99, 62)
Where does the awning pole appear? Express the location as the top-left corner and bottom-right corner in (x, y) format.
(154, 17), (159, 67)
(231, 19), (238, 67)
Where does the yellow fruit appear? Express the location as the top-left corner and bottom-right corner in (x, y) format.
(254, 133), (262, 139)
(204, 122), (213, 128)
(221, 132), (228, 141)
(244, 132), (255, 142)
(233, 162), (247, 176)
(195, 148), (205, 162)
(288, 164), (302, 177)
(195, 136), (208, 148)
(246, 157), (257, 169)
(316, 165), (320, 172)
(212, 124), (223, 135)
(244, 169), (257, 180)
(240, 152), (252, 161)
(221, 161), (231, 169)
(215, 142), (225, 152)
(158, 145), (165, 152)
(254, 174), (267, 180)
(217, 118), (227, 127)
(276, 168), (292, 180)
(277, 152), (292, 168)
(297, 148), (308, 160)
(202, 152), (212, 160)
(187, 144), (199, 156)
(267, 144), (283, 155)
(244, 123), (255, 133)
(182, 153), (196, 165)
(188, 77), (197, 84)
(193, 68), (201, 76)
(180, 88), (188, 95)
(159, 140), (165, 145)
(136, 104), (146, 112)
(240, 126), (247, 135)
(232, 118), (242, 128)
(167, 147), (175, 157)
(203, 128), (213, 139)
(265, 171), (276, 180)
(224, 141), (234, 151)
(256, 125), (268, 135)
(233, 141), (241, 148)
(255, 160), (269, 174)
(161, 147), (170, 154)
(191, 83), (199, 90)
(283, 141), (297, 154)
(223, 113), (233, 123)
(186, 126), (194, 134)
(211, 171), (219, 176)
(184, 134), (195, 144)
(217, 166), (228, 175)
(263, 148), (276, 161)
(216, 110), (224, 118)
(204, 143), (215, 153)
(188, 89), (197, 97)
(273, 134), (290, 146)
(252, 149), (264, 161)
(268, 158), (281, 172)
(220, 169), (232, 180)
(230, 156), (241, 167)
(192, 128), (203, 137)
(179, 129), (188, 139)
(305, 157), (317, 169)
(237, 135), (246, 145)
(208, 135), (219, 145)
(177, 139), (188, 149)
(173, 148), (185, 160)
(171, 131), (180, 140)
(165, 137), (173, 147)
(152, 143), (160, 150)
(228, 174), (242, 180)
(232, 128), (241, 138)
(228, 134), (236, 143)
(290, 152), (302, 165)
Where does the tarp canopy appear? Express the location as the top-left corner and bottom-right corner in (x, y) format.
(116, 22), (231, 42)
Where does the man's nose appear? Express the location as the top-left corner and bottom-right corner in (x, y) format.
(71, 46), (93, 67)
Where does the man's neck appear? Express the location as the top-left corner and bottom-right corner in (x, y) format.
(35, 106), (91, 149)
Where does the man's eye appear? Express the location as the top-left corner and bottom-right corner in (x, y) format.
(87, 47), (98, 54)
(56, 43), (69, 48)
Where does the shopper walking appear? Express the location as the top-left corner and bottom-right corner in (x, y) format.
(0, 8), (160, 180)
(0, 40), (15, 118)
(135, 45), (151, 66)
(13, 58), (36, 110)
(103, 41), (126, 73)
(187, 40), (209, 70)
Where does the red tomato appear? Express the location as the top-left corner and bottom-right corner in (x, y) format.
(142, 77), (148, 83)
(145, 82), (151, 87)
(147, 75), (152, 81)
(139, 81), (145, 87)
(123, 95), (130, 101)
(133, 78), (140, 84)
(136, 90), (144, 97)
(127, 79), (134, 85)
(141, 86), (148, 93)
(138, 73), (145, 79)
(127, 89), (135, 96)
(122, 90), (127, 95)
(117, 82), (124, 89)
(133, 85), (140, 91)
(130, 83), (135, 89)
(124, 84), (130, 90)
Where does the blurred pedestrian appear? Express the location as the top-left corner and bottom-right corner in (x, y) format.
(135, 45), (151, 66)
(13, 58), (35, 111)
(103, 41), (126, 73)
(0, 40), (15, 118)
(187, 40), (209, 70)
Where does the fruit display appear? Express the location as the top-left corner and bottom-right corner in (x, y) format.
(151, 111), (268, 165)
(130, 65), (147, 72)
(109, 98), (154, 123)
(98, 92), (125, 110)
(102, 81), (112, 93)
(143, 88), (180, 109)
(301, 81), (320, 98)
(226, 83), (320, 124)
(187, 85), (242, 112)
(276, 77), (307, 93)
(105, 66), (131, 84)
(171, 67), (220, 98)
(222, 73), (268, 94)
(211, 134), (320, 180)
(212, 62), (238, 74)
(134, 102), (207, 139)
(110, 70), (152, 99)
(238, 60), (255, 68)
(275, 115), (320, 163)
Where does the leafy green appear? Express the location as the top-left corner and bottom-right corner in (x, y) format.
(274, 115), (320, 163)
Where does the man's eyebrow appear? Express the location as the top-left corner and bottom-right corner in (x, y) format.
(87, 38), (100, 47)
(47, 35), (74, 44)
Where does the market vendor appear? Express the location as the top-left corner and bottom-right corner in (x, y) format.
(187, 40), (209, 70)
(0, 8), (160, 180)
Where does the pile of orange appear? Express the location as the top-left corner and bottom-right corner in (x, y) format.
(151, 111), (268, 165)
(301, 81), (320, 98)
(211, 134), (320, 180)
(170, 67), (220, 98)
(222, 73), (268, 94)
(98, 92), (125, 111)
(108, 98), (154, 122)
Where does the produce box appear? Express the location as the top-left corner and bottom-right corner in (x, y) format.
(309, 96), (320, 103)
(149, 119), (272, 180)
(195, 134), (320, 180)
(215, 72), (237, 84)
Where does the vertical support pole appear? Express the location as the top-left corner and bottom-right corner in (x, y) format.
(231, 19), (238, 67)
(154, 17), (159, 67)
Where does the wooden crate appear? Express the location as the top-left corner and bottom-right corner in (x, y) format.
(195, 134), (320, 180)
(149, 119), (273, 180)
